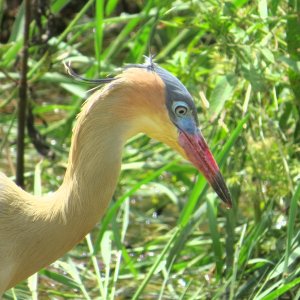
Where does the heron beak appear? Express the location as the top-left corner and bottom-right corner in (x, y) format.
(178, 129), (232, 208)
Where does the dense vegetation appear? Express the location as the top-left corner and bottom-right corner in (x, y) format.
(0, 0), (299, 299)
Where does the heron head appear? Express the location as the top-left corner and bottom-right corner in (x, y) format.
(67, 58), (232, 208)
(124, 58), (232, 208)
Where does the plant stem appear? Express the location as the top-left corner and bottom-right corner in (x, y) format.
(286, 0), (300, 144)
(16, 0), (31, 187)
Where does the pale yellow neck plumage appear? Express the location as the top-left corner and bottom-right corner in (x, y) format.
(0, 69), (171, 293)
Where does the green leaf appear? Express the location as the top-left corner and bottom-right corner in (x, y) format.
(94, 0), (104, 66)
(279, 56), (300, 74)
(260, 277), (300, 300)
(207, 196), (223, 277)
(208, 74), (237, 121)
(232, 0), (249, 8)
(0, 41), (22, 68)
(8, 2), (24, 42)
(51, 0), (72, 13)
(40, 270), (80, 289)
(283, 183), (300, 274)
(105, 0), (118, 16)
(261, 48), (275, 64)
(258, 0), (268, 19)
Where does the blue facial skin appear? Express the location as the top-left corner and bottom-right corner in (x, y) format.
(175, 115), (199, 135)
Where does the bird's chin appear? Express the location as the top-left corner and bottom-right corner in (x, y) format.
(178, 130), (232, 208)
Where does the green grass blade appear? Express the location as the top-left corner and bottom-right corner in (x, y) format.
(155, 28), (192, 61)
(56, 0), (94, 44)
(40, 269), (81, 289)
(0, 0), (4, 26)
(111, 211), (137, 276)
(86, 234), (106, 299)
(101, 17), (141, 62)
(51, 0), (72, 13)
(256, 277), (300, 300)
(62, 259), (91, 300)
(283, 183), (300, 275)
(167, 203), (207, 268)
(110, 199), (131, 299)
(208, 74), (237, 121)
(101, 231), (112, 300)
(94, 0), (104, 68)
(131, 228), (180, 300)
(207, 196), (223, 277)
(0, 40), (22, 68)
(101, 0), (154, 62)
(229, 224), (247, 300)
(8, 2), (24, 42)
(105, 0), (118, 16)
(27, 161), (43, 300)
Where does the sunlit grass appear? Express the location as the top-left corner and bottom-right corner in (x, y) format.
(0, 0), (299, 299)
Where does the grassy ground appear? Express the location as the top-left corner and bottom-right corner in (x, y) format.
(0, 0), (300, 299)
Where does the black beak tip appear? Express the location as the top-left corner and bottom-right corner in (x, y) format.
(211, 171), (233, 209)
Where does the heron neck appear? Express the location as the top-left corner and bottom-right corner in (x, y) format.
(60, 87), (134, 228)
(3, 86), (135, 290)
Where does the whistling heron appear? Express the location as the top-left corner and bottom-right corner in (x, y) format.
(0, 58), (231, 293)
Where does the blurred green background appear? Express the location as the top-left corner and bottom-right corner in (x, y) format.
(0, 0), (300, 299)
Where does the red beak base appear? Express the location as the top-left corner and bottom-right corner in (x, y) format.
(178, 130), (232, 208)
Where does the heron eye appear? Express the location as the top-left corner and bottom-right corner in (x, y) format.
(174, 105), (188, 117)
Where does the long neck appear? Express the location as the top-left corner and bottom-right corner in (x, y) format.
(59, 87), (132, 225)
(3, 83), (137, 290)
